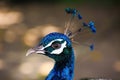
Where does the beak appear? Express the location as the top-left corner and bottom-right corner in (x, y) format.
(26, 45), (45, 56)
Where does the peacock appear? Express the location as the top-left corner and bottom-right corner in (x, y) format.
(26, 8), (96, 80)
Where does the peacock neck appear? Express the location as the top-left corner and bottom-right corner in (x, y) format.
(46, 50), (75, 80)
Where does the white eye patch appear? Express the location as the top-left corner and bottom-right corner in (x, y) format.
(42, 39), (67, 55)
(51, 41), (66, 54)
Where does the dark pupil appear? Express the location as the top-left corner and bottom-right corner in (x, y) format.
(52, 43), (61, 49)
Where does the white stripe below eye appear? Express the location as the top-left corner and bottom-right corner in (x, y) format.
(51, 41), (67, 54)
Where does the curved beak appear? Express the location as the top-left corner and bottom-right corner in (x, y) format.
(26, 45), (45, 56)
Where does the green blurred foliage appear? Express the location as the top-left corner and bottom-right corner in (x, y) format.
(2, 0), (119, 6)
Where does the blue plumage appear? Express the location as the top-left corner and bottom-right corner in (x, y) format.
(65, 8), (77, 16)
(26, 8), (96, 80)
(78, 13), (82, 20)
(83, 21), (96, 33)
(88, 21), (96, 33)
(26, 32), (75, 80)
(40, 33), (71, 47)
(46, 46), (74, 80)
(90, 44), (94, 51)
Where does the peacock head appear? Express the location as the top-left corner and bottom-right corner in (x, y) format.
(26, 8), (96, 61)
(26, 32), (73, 61)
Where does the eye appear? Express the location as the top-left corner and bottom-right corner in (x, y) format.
(51, 42), (61, 49)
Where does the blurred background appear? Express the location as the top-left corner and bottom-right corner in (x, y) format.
(0, 0), (120, 80)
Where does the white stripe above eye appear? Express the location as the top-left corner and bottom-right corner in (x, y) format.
(44, 39), (63, 49)
(51, 41), (67, 54)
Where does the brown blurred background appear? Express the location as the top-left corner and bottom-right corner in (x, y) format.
(0, 0), (120, 80)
